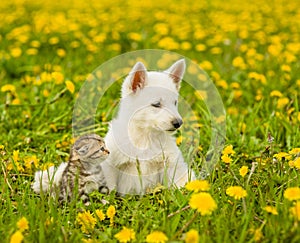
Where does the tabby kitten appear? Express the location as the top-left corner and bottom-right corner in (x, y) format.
(57, 134), (110, 202)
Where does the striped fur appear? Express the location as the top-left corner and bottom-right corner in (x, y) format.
(32, 134), (109, 202)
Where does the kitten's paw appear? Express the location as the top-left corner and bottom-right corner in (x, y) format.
(99, 185), (109, 194)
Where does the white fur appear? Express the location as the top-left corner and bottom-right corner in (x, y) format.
(31, 162), (67, 194)
(101, 59), (195, 195)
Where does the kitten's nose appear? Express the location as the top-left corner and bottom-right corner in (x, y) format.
(171, 118), (183, 129)
(102, 147), (110, 155)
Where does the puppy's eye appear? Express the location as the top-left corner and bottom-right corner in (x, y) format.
(151, 101), (161, 108)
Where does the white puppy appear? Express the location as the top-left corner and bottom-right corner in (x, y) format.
(101, 59), (195, 195)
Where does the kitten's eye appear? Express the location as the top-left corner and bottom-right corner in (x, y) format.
(174, 100), (177, 106)
(151, 101), (161, 108)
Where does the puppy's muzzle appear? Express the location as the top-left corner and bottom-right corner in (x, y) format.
(171, 118), (183, 129)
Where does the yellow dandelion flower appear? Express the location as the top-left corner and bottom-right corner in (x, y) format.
(230, 82), (240, 89)
(24, 155), (39, 170)
(263, 206), (278, 215)
(239, 122), (246, 133)
(107, 205), (116, 219)
(181, 41), (192, 51)
(146, 231), (168, 243)
(176, 136), (183, 145)
(65, 80), (75, 94)
(199, 60), (213, 70)
(39, 162), (54, 170)
(268, 44), (282, 56)
(10, 47), (22, 58)
(288, 160), (295, 168)
(10, 230), (23, 243)
(45, 217), (54, 227)
(216, 80), (228, 89)
(42, 89), (49, 97)
(274, 152), (292, 161)
(185, 229), (199, 243)
(26, 48), (38, 56)
(232, 56), (246, 69)
(195, 43), (206, 52)
(185, 180), (210, 192)
(16, 162), (24, 172)
(49, 36), (59, 45)
(95, 209), (105, 221)
(17, 217), (29, 232)
(194, 90), (207, 100)
(289, 201), (300, 221)
(189, 192), (217, 216)
(0, 145), (4, 150)
(222, 145), (235, 155)
(109, 43), (121, 52)
(284, 187), (300, 201)
(76, 211), (96, 234)
(289, 148), (300, 155)
(287, 107), (295, 116)
(281, 64), (291, 72)
(233, 90), (243, 99)
(6, 162), (13, 171)
(228, 108), (239, 115)
(114, 227), (136, 243)
(277, 97), (289, 109)
(215, 115), (226, 124)
(154, 23), (169, 35)
(210, 71), (220, 80)
(226, 186), (247, 200)
(51, 72), (64, 84)
(293, 157), (300, 169)
(253, 228), (263, 242)
(12, 98), (20, 105)
(107, 205), (116, 226)
(127, 32), (142, 42)
(239, 166), (248, 177)
(248, 72), (259, 80)
(57, 48), (66, 57)
(157, 37), (179, 50)
(270, 90), (283, 97)
(70, 41), (80, 49)
(30, 40), (40, 48)
(210, 47), (222, 54)
(1, 84), (16, 93)
(13, 150), (20, 162)
(221, 154), (232, 164)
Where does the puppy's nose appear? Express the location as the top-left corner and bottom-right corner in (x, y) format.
(172, 118), (183, 129)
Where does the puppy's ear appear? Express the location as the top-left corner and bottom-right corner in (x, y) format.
(165, 59), (186, 89)
(128, 62), (148, 93)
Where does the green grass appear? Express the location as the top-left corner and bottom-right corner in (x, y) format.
(1, 0), (300, 242)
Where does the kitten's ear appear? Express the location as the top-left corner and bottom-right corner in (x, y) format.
(122, 62), (148, 96)
(165, 59), (186, 89)
(77, 145), (89, 155)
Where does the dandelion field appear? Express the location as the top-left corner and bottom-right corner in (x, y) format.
(1, 0), (300, 242)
